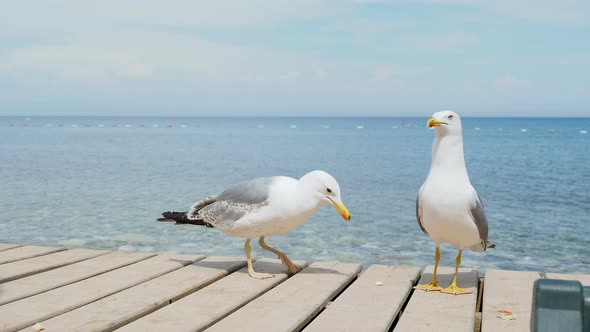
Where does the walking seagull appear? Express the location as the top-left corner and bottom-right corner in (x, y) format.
(158, 170), (351, 279)
(415, 111), (495, 295)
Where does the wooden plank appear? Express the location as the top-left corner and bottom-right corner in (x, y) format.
(0, 253), (204, 332)
(0, 251), (155, 306)
(0, 243), (22, 252)
(118, 258), (309, 332)
(0, 248), (108, 283)
(24, 257), (247, 332)
(481, 270), (540, 332)
(545, 272), (590, 286)
(394, 265), (479, 332)
(207, 261), (362, 332)
(0, 245), (66, 264)
(305, 265), (421, 332)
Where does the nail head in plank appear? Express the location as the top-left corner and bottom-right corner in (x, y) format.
(0, 249), (108, 283)
(0, 253), (204, 332)
(25, 257), (246, 332)
(305, 265), (421, 332)
(481, 270), (540, 332)
(394, 265), (479, 332)
(0, 243), (22, 252)
(0, 246), (67, 265)
(207, 261), (362, 332)
(0, 251), (155, 306)
(118, 258), (309, 332)
(545, 273), (590, 286)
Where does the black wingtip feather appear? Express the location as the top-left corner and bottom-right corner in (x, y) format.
(156, 211), (213, 227)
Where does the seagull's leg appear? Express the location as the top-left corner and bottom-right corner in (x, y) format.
(414, 245), (443, 291)
(441, 250), (472, 295)
(259, 236), (301, 273)
(245, 239), (273, 279)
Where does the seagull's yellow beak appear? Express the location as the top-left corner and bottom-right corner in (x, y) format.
(328, 198), (351, 222)
(427, 118), (446, 128)
(336, 203), (351, 222)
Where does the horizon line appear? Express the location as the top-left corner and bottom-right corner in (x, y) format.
(1, 115), (589, 119)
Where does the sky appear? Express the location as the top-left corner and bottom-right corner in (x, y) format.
(0, 0), (589, 117)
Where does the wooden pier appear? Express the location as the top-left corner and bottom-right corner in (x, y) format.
(0, 243), (587, 332)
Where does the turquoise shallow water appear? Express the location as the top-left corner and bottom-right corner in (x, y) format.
(1, 116), (589, 273)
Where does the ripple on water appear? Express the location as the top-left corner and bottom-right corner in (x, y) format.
(1, 117), (589, 273)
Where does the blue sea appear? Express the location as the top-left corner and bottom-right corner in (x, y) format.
(1, 116), (589, 273)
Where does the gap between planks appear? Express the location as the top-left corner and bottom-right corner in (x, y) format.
(0, 245), (67, 265)
(393, 265), (480, 332)
(304, 265), (421, 332)
(0, 248), (109, 283)
(0, 251), (156, 306)
(206, 261), (362, 332)
(117, 258), (309, 332)
(20, 257), (248, 332)
(0, 253), (204, 332)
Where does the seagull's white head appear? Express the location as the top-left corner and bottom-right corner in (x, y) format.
(299, 170), (351, 222)
(427, 110), (463, 137)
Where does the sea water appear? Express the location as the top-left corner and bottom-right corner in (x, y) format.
(1, 116), (588, 273)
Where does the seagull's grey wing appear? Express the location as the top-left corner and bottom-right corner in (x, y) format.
(193, 177), (273, 230)
(469, 190), (489, 242)
(416, 186), (428, 235)
(216, 177), (274, 204)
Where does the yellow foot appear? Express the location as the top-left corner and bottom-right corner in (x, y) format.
(279, 254), (301, 273)
(414, 282), (443, 292)
(441, 284), (472, 295)
(248, 271), (274, 279)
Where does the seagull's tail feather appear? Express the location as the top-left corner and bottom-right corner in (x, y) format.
(157, 211), (213, 227)
(470, 240), (496, 252)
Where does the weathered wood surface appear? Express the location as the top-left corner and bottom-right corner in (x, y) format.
(481, 270), (540, 332)
(207, 261), (362, 332)
(394, 265), (479, 332)
(305, 265), (421, 332)
(0, 248), (107, 283)
(0, 243), (22, 252)
(118, 258), (309, 332)
(0, 243), (589, 332)
(545, 272), (590, 286)
(23, 257), (246, 332)
(0, 245), (66, 264)
(0, 251), (155, 306)
(0, 254), (203, 332)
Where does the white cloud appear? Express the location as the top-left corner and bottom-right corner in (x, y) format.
(0, 30), (409, 96)
(313, 68), (329, 81)
(531, 55), (590, 65)
(0, 43), (157, 83)
(494, 74), (531, 90)
(0, 0), (341, 34)
(400, 32), (476, 51)
(0, 0), (585, 116)
(0, 30), (322, 84)
(0, 1), (357, 85)
(373, 65), (398, 81)
(411, 0), (590, 24)
(281, 71), (301, 80)
(468, 57), (498, 65)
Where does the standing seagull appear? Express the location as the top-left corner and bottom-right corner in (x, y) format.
(158, 170), (351, 279)
(415, 111), (495, 295)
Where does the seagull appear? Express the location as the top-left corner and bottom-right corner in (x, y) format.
(158, 170), (351, 279)
(415, 110), (495, 295)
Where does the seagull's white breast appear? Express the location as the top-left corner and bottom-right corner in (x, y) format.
(420, 176), (481, 250)
(225, 177), (320, 238)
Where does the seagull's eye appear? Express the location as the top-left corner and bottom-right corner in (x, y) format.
(326, 188), (332, 193)
(448, 115), (454, 120)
